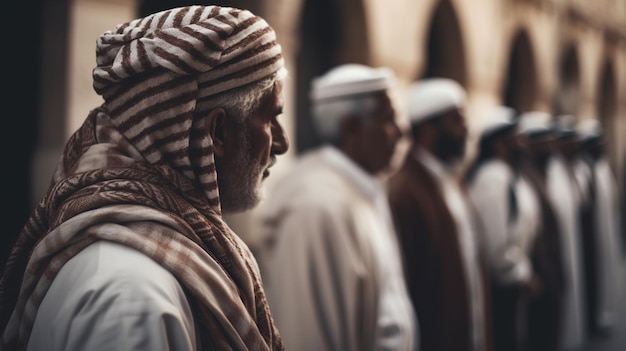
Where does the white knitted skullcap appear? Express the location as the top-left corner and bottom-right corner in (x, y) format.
(479, 106), (517, 139)
(577, 118), (603, 141)
(553, 114), (578, 137)
(517, 111), (552, 135)
(309, 64), (396, 101)
(406, 78), (466, 125)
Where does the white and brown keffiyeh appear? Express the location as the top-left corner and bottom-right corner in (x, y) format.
(0, 5), (284, 351)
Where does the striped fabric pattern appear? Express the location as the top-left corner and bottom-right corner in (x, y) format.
(92, 5), (284, 213)
(0, 5), (285, 351)
(94, 5), (283, 100)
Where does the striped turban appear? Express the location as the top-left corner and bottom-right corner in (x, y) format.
(90, 5), (284, 212)
(93, 5), (283, 100)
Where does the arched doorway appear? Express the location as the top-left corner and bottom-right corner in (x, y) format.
(295, 0), (370, 154)
(554, 45), (581, 116)
(421, 0), (467, 86)
(503, 30), (538, 113)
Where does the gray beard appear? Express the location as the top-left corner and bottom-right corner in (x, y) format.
(219, 126), (265, 213)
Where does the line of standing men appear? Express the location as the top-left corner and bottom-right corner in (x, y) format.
(255, 63), (624, 351)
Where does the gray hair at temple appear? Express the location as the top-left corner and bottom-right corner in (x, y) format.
(310, 64), (396, 144)
(204, 67), (288, 124)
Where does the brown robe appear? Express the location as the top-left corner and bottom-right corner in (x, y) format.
(388, 155), (492, 351)
(520, 160), (566, 351)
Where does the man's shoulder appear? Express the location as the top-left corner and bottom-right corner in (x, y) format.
(388, 158), (439, 197)
(30, 241), (197, 351)
(268, 155), (358, 206)
(472, 160), (511, 186)
(44, 241), (188, 312)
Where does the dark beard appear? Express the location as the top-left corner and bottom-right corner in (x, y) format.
(510, 147), (524, 171)
(436, 128), (466, 164)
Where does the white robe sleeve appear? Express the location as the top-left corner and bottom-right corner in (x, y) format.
(27, 241), (197, 351)
(262, 204), (375, 351)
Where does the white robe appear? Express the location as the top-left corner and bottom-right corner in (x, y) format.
(468, 160), (533, 287)
(514, 174), (541, 257)
(255, 146), (418, 351)
(591, 157), (624, 330)
(572, 158), (593, 208)
(546, 155), (586, 350)
(27, 241), (198, 351)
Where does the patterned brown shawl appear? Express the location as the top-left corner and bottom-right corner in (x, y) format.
(0, 5), (284, 351)
(0, 111), (283, 351)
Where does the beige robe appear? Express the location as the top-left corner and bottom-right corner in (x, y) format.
(255, 146), (418, 351)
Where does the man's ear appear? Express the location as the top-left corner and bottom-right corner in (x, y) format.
(205, 108), (227, 157)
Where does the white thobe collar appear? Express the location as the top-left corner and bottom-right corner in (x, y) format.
(320, 145), (384, 201)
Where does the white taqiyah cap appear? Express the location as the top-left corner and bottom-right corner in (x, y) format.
(479, 106), (517, 139)
(553, 114), (578, 137)
(577, 118), (603, 141)
(406, 78), (466, 125)
(517, 111), (552, 135)
(310, 63), (396, 101)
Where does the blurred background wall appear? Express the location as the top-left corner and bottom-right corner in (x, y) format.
(5, 0), (626, 266)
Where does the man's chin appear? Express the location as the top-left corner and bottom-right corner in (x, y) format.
(220, 185), (265, 214)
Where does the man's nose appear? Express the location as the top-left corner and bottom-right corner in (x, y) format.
(272, 120), (289, 155)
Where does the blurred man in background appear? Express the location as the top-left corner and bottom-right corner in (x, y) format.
(388, 78), (489, 351)
(466, 106), (539, 351)
(256, 63), (417, 351)
(546, 113), (587, 351)
(577, 119), (624, 338)
(517, 112), (566, 351)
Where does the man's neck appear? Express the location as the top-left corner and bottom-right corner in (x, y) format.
(338, 142), (376, 177)
(415, 139), (437, 159)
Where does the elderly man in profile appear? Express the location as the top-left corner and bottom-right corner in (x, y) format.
(387, 78), (490, 351)
(0, 6), (289, 351)
(256, 63), (417, 351)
